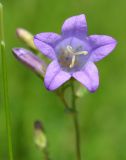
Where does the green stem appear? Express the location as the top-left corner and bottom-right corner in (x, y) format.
(58, 81), (81, 160)
(0, 3), (4, 41)
(43, 148), (50, 160)
(1, 41), (14, 160)
(0, 3), (13, 160)
(56, 91), (70, 112)
(71, 81), (81, 160)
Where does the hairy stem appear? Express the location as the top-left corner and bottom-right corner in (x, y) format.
(0, 3), (13, 160)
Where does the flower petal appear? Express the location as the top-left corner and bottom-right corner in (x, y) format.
(62, 14), (87, 39)
(73, 62), (99, 92)
(34, 36), (56, 60)
(12, 48), (47, 77)
(34, 32), (61, 47)
(44, 60), (71, 90)
(89, 35), (117, 62)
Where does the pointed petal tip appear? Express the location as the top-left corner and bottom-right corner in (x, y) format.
(12, 48), (23, 56)
(62, 14), (87, 39)
(79, 82), (99, 93)
(34, 36), (56, 60)
(89, 35), (117, 62)
(108, 36), (117, 48)
(34, 32), (61, 47)
(12, 48), (29, 58)
(113, 38), (118, 46)
(73, 62), (99, 93)
(44, 82), (55, 91)
(89, 85), (99, 93)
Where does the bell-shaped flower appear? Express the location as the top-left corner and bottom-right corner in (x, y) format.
(34, 14), (117, 92)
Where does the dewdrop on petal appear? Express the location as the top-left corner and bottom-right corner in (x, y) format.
(34, 121), (47, 150)
(16, 28), (36, 50)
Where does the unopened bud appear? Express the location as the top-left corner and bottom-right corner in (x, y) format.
(12, 48), (47, 78)
(76, 84), (88, 98)
(16, 28), (36, 50)
(34, 121), (47, 150)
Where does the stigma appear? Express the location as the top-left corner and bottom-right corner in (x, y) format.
(66, 45), (88, 68)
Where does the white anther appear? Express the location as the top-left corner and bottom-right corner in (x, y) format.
(75, 51), (88, 56)
(70, 55), (76, 68)
(66, 45), (74, 53)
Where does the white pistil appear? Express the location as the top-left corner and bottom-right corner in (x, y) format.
(66, 45), (89, 68)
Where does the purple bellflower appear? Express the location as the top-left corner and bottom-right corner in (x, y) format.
(34, 14), (117, 92)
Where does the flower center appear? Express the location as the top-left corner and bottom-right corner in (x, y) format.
(66, 45), (88, 68)
(58, 45), (88, 71)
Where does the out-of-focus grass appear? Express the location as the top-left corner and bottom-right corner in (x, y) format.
(0, 0), (126, 160)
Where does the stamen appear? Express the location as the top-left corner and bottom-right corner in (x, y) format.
(66, 45), (74, 53)
(75, 51), (88, 55)
(66, 45), (89, 68)
(70, 55), (75, 68)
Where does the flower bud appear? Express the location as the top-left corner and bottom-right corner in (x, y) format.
(12, 48), (47, 78)
(16, 28), (36, 50)
(75, 84), (88, 98)
(34, 121), (47, 150)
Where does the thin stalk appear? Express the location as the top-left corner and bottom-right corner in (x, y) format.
(56, 91), (70, 111)
(0, 3), (4, 41)
(58, 81), (81, 160)
(71, 81), (81, 160)
(1, 41), (13, 160)
(43, 148), (50, 160)
(0, 3), (13, 160)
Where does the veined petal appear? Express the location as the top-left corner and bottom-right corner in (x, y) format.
(12, 48), (47, 77)
(62, 14), (87, 39)
(89, 35), (117, 62)
(44, 60), (71, 90)
(34, 37), (56, 60)
(34, 32), (61, 47)
(73, 62), (99, 92)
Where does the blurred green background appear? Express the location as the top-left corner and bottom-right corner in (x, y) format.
(0, 0), (126, 160)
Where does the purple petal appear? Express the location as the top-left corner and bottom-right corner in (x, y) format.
(73, 62), (99, 92)
(89, 35), (117, 62)
(44, 60), (71, 90)
(62, 14), (87, 39)
(34, 32), (61, 47)
(12, 48), (47, 77)
(34, 37), (56, 60)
